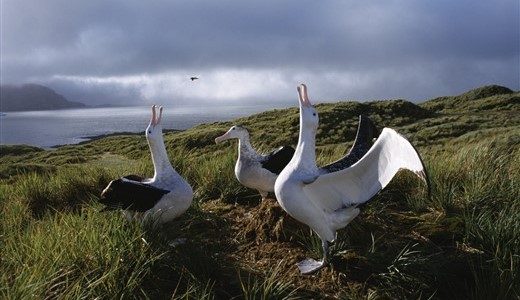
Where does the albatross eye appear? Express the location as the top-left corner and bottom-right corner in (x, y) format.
(148, 130), (152, 134)
(312, 113), (316, 116)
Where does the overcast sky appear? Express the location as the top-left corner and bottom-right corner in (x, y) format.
(1, 0), (518, 106)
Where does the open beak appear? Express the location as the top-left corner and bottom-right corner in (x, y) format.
(297, 84), (312, 107)
(150, 105), (157, 126)
(149, 105), (164, 127)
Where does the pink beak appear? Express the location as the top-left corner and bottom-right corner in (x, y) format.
(150, 105), (163, 126)
(297, 84), (312, 107)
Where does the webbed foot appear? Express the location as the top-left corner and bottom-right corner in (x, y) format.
(296, 258), (327, 275)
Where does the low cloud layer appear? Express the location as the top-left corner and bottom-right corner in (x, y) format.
(2, 0), (518, 105)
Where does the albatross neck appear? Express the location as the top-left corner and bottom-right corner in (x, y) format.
(294, 116), (317, 171)
(238, 134), (257, 159)
(148, 134), (174, 179)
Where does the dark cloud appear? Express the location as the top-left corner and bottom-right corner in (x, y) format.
(1, 0), (518, 105)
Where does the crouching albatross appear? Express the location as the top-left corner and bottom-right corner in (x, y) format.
(100, 105), (193, 225)
(275, 84), (429, 274)
(215, 125), (295, 200)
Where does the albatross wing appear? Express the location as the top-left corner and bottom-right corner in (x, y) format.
(320, 115), (380, 173)
(100, 177), (170, 212)
(261, 146), (295, 174)
(303, 128), (428, 212)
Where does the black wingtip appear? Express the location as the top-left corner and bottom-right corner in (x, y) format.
(358, 114), (380, 141)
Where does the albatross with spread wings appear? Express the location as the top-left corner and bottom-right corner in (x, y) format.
(275, 84), (429, 274)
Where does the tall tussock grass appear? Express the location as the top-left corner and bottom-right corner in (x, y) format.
(412, 138), (519, 298)
(0, 206), (166, 299)
(238, 263), (300, 300)
(0, 164), (171, 298)
(2, 136), (518, 298)
(9, 166), (111, 217)
(168, 146), (254, 203)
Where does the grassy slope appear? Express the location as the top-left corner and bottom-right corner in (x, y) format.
(1, 85), (519, 299)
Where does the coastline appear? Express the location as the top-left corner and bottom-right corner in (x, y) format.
(0, 104), (279, 149)
(50, 128), (183, 148)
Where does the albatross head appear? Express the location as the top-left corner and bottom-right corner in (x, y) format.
(214, 125), (249, 144)
(297, 84), (319, 130)
(146, 105), (164, 145)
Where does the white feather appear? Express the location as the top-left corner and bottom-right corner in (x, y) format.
(303, 128), (427, 212)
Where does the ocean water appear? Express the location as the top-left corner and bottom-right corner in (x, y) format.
(0, 104), (289, 148)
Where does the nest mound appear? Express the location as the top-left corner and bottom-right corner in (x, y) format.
(234, 198), (305, 244)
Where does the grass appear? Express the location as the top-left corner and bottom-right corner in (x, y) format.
(238, 263), (300, 300)
(0, 85), (519, 299)
(0, 206), (165, 299)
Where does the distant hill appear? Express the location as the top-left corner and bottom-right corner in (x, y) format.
(420, 85), (517, 113)
(0, 84), (85, 112)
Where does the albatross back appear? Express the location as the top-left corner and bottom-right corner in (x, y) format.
(100, 176), (170, 212)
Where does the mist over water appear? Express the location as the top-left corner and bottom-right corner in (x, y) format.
(0, 104), (289, 148)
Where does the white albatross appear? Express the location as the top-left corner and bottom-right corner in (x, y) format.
(274, 84), (429, 274)
(99, 105), (193, 225)
(215, 125), (295, 200)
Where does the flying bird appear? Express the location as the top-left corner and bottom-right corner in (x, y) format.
(215, 125), (295, 200)
(99, 105), (193, 224)
(190, 76), (199, 81)
(274, 84), (429, 274)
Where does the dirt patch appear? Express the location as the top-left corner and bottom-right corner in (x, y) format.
(198, 195), (470, 299)
(230, 198), (305, 243)
(205, 198), (371, 298)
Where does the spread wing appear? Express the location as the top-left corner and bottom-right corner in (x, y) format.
(261, 146), (295, 174)
(100, 176), (170, 212)
(122, 174), (145, 182)
(303, 128), (429, 212)
(320, 115), (380, 173)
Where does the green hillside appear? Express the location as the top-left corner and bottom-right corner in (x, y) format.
(1, 85), (519, 299)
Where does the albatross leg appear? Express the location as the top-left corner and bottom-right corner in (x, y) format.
(296, 240), (329, 274)
(258, 190), (268, 201)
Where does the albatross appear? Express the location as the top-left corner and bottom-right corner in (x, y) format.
(214, 125), (295, 200)
(214, 114), (379, 200)
(99, 105), (193, 224)
(274, 84), (429, 274)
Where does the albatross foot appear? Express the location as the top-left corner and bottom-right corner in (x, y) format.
(296, 258), (327, 275)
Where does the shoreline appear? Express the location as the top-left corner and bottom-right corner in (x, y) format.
(50, 128), (182, 148)
(0, 103), (285, 150)
(0, 129), (183, 150)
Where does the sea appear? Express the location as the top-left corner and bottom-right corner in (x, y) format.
(0, 104), (289, 148)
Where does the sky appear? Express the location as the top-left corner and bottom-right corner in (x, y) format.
(1, 0), (519, 106)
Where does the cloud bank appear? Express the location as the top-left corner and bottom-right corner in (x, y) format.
(1, 0), (518, 105)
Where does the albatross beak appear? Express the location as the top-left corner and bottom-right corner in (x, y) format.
(149, 105), (164, 127)
(215, 132), (229, 144)
(297, 84), (312, 107)
(157, 106), (163, 125)
(150, 105), (157, 126)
